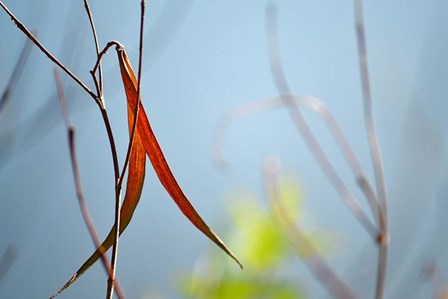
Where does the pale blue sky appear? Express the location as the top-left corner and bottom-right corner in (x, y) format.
(1, 1), (447, 298)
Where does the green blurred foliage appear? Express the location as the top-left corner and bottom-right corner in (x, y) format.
(179, 175), (338, 299)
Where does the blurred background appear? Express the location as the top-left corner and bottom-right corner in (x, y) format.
(0, 1), (447, 298)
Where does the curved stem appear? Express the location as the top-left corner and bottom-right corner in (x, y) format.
(212, 95), (380, 227)
(265, 5), (377, 237)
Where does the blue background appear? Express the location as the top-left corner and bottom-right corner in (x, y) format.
(1, 1), (447, 298)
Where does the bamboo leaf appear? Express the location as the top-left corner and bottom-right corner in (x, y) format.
(51, 44), (241, 298)
(116, 45), (242, 269)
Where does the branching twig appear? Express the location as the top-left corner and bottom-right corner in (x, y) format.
(81, 2), (126, 297)
(0, 2), (127, 297)
(0, 0), (121, 195)
(0, 1), (97, 103)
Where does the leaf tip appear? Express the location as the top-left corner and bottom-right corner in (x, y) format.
(49, 273), (78, 299)
(235, 258), (244, 270)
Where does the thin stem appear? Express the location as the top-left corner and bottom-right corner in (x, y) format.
(108, 2), (146, 298)
(87, 41), (123, 183)
(106, 188), (123, 299)
(0, 1), (98, 103)
(81, 5), (123, 296)
(99, 108), (120, 181)
(80, 29), (123, 299)
(82, 26), (125, 298)
(353, 1), (389, 298)
(354, 0), (388, 215)
(83, 0), (104, 95)
(90, 41), (124, 299)
(53, 69), (126, 299)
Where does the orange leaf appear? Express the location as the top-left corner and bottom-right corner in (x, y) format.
(51, 44), (241, 298)
(116, 45), (242, 268)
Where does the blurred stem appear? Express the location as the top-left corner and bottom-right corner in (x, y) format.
(353, 1), (389, 298)
(0, 35), (33, 111)
(0, 244), (17, 284)
(265, 4), (377, 238)
(262, 156), (358, 299)
(211, 95), (380, 226)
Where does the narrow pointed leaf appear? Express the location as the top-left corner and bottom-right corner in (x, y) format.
(50, 82), (146, 299)
(116, 46), (242, 268)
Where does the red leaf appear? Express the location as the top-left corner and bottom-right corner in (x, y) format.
(51, 44), (241, 299)
(117, 46), (242, 268)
